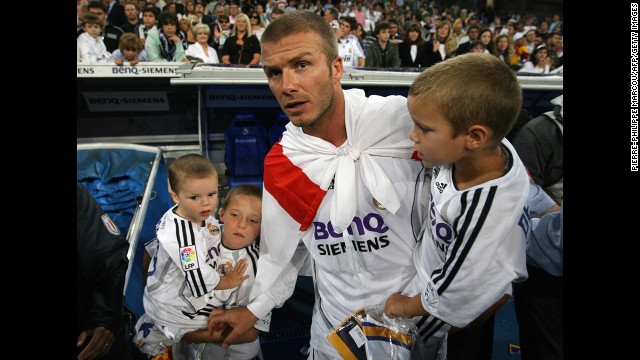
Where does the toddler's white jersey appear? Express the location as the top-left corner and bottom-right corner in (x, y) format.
(143, 205), (223, 340)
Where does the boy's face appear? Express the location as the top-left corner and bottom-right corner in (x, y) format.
(170, 175), (219, 224)
(219, 194), (262, 249)
(408, 95), (466, 168)
(376, 28), (390, 43)
(122, 48), (139, 61)
(84, 23), (102, 38)
(163, 22), (177, 37)
(143, 12), (157, 28)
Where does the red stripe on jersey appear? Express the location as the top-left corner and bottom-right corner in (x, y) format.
(264, 143), (327, 231)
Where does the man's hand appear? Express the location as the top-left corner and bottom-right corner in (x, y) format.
(77, 327), (114, 360)
(208, 307), (258, 349)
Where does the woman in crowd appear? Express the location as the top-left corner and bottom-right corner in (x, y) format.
(220, 13), (261, 64)
(185, 23), (220, 63)
(398, 23), (429, 67)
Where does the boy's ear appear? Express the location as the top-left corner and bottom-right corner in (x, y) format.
(218, 207), (225, 220)
(169, 191), (179, 204)
(465, 124), (493, 150)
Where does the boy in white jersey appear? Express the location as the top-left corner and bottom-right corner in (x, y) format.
(176, 184), (267, 359)
(134, 154), (257, 358)
(384, 53), (530, 359)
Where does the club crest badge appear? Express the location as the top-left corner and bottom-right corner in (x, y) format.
(208, 223), (220, 236)
(372, 198), (386, 211)
(216, 260), (232, 275)
(101, 214), (120, 236)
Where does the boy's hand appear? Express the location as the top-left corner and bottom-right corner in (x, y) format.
(384, 292), (410, 319)
(224, 259), (249, 287)
(129, 59), (139, 66)
(170, 35), (181, 43)
(114, 59), (124, 66)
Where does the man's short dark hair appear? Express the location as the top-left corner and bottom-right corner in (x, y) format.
(87, 0), (107, 13)
(143, 6), (160, 20)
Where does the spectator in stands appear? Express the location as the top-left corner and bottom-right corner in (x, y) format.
(78, 0), (89, 31)
(511, 33), (529, 70)
(248, 10), (266, 42)
(77, 13), (111, 63)
(106, 0), (127, 27)
(550, 35), (563, 68)
(228, 1), (240, 25)
(270, 7), (284, 21)
(211, 13), (232, 53)
(365, 21), (400, 67)
(76, 183), (131, 360)
(109, 32), (148, 65)
(548, 14), (561, 33)
(138, 6), (160, 46)
(524, 29), (537, 55)
(337, 16), (365, 67)
(398, 23), (429, 67)
(468, 39), (486, 53)
(256, 3), (269, 27)
(80, 1), (124, 53)
(145, 11), (189, 62)
(538, 20), (549, 35)
(185, 23), (219, 63)
(478, 28), (494, 57)
(120, 1), (142, 33)
(518, 44), (552, 74)
(179, 17), (196, 44)
(493, 34), (516, 66)
(424, 20), (454, 67)
(455, 24), (479, 56)
(387, 18), (404, 44)
(220, 13), (261, 64)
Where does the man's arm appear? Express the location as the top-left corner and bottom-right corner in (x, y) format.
(209, 241), (309, 348)
(76, 183), (129, 358)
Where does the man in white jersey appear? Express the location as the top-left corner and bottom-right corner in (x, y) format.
(208, 10), (424, 359)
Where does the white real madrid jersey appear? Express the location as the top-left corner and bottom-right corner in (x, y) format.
(413, 139), (530, 328)
(143, 205), (223, 335)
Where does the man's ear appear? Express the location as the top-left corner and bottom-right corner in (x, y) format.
(332, 56), (344, 82)
(465, 124), (493, 150)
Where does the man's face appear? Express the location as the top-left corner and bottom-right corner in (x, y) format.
(261, 32), (343, 134)
(124, 4), (138, 20)
(323, 10), (333, 23)
(388, 23), (398, 36)
(88, 7), (106, 25)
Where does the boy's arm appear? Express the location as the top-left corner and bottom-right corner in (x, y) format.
(214, 259), (249, 290)
(145, 31), (164, 62)
(413, 180), (529, 329)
